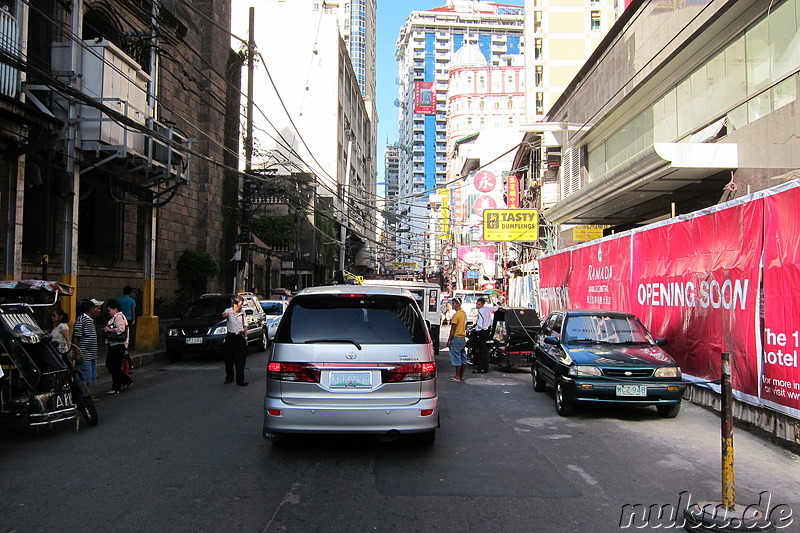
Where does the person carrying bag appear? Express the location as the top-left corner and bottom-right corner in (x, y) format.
(102, 300), (132, 395)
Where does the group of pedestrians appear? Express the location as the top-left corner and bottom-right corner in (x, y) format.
(446, 297), (501, 381)
(49, 286), (137, 398)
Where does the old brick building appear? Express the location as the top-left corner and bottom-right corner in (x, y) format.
(0, 0), (249, 346)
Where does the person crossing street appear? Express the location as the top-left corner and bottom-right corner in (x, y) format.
(472, 297), (501, 374)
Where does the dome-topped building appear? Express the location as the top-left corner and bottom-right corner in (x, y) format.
(449, 43), (487, 70)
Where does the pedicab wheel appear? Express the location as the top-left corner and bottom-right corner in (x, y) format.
(74, 391), (99, 426)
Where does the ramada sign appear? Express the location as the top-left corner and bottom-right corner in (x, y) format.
(538, 181), (800, 419)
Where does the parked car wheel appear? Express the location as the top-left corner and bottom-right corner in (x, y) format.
(657, 403), (681, 418)
(532, 364), (547, 392)
(256, 330), (268, 352)
(554, 378), (574, 416)
(412, 430), (436, 446)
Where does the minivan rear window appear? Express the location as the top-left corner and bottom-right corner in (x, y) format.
(276, 294), (429, 345)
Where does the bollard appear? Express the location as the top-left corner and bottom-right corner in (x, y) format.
(683, 351), (775, 532)
(721, 351), (735, 511)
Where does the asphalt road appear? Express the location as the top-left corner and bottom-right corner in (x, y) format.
(1, 329), (799, 533)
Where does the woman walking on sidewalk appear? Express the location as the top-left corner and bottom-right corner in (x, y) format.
(103, 300), (132, 395)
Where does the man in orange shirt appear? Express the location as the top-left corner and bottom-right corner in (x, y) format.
(446, 298), (468, 381)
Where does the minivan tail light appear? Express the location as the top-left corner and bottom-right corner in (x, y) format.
(267, 361), (320, 383)
(337, 293), (367, 298)
(382, 362), (436, 383)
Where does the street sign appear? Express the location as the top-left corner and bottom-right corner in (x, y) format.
(482, 209), (539, 242)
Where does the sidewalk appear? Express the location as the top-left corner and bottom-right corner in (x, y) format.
(95, 345), (169, 377)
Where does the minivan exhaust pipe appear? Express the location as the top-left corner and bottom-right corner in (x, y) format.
(376, 429), (401, 442)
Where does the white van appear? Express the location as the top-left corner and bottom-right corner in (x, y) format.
(452, 289), (493, 325)
(361, 279), (441, 352)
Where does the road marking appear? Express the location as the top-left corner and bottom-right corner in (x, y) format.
(567, 464), (599, 486)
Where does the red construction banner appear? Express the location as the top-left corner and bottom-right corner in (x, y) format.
(762, 186), (800, 416)
(538, 250), (572, 316)
(535, 181), (800, 416)
(630, 203), (762, 398)
(570, 236), (632, 312)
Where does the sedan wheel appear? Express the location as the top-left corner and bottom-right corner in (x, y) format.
(532, 364), (546, 392)
(657, 403), (681, 418)
(554, 379), (574, 416)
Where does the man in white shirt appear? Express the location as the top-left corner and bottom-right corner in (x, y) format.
(473, 297), (500, 373)
(222, 295), (249, 386)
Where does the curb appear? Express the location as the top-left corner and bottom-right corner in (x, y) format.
(96, 349), (169, 377)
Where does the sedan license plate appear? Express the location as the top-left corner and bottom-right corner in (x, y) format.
(330, 371), (372, 388)
(616, 384), (647, 397)
(185, 337), (203, 345)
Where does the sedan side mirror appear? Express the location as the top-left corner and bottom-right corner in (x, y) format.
(654, 338), (668, 346)
(543, 336), (559, 345)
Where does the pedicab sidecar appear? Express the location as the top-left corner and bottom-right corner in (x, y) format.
(0, 280), (95, 430)
(488, 307), (542, 370)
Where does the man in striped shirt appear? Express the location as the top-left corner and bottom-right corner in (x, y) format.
(73, 299), (103, 383)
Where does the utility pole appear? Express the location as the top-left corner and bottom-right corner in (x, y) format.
(236, 7), (256, 292)
(59, 0), (83, 322)
(137, 0), (161, 350)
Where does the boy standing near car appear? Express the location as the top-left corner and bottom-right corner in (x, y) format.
(446, 298), (468, 382)
(222, 295), (248, 386)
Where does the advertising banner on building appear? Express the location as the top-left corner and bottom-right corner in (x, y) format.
(538, 249), (573, 315)
(506, 175), (520, 208)
(630, 203), (762, 399)
(571, 235), (632, 311)
(483, 209), (538, 242)
(458, 245), (495, 265)
(413, 82), (437, 115)
(536, 181), (800, 417)
(762, 186), (800, 416)
(437, 188), (451, 239)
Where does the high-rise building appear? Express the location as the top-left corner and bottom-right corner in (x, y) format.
(394, 0), (525, 266)
(233, 1), (377, 275)
(523, 0), (618, 122)
(385, 144), (400, 203)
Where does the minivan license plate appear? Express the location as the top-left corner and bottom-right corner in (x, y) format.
(185, 337), (203, 345)
(330, 371), (372, 388)
(616, 384), (647, 396)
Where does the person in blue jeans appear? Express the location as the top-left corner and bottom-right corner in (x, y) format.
(72, 299), (103, 385)
(446, 298), (468, 382)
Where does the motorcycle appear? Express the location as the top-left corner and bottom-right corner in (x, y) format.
(0, 280), (98, 430)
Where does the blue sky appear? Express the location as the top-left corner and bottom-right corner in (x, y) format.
(375, 1), (525, 190)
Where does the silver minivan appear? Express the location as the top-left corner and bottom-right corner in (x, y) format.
(263, 285), (438, 444)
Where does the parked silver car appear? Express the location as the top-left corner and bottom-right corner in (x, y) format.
(263, 285), (438, 444)
(260, 299), (289, 343)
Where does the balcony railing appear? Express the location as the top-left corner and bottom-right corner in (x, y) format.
(0, 7), (19, 98)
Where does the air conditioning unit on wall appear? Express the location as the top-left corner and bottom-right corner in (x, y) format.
(52, 39), (152, 155)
